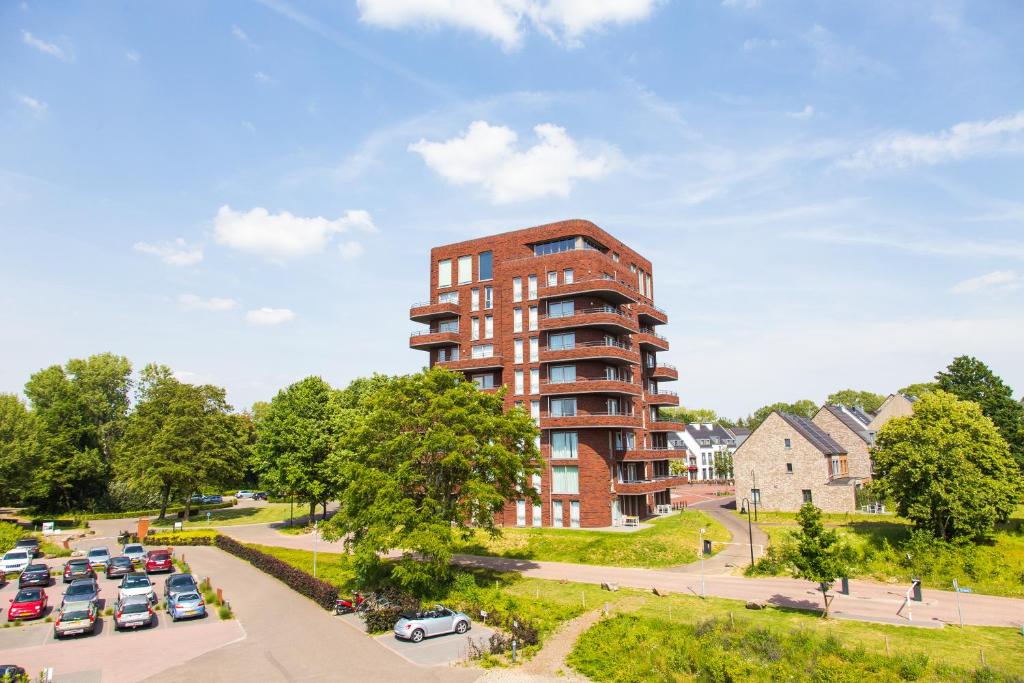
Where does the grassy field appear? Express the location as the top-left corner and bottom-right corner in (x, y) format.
(450, 511), (730, 568)
(151, 503), (296, 528)
(747, 508), (1024, 597)
(569, 593), (1024, 682)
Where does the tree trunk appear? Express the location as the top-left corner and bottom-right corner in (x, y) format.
(322, 501), (328, 520)
(821, 586), (830, 617)
(309, 500), (316, 522)
(184, 491), (193, 522)
(158, 483), (171, 520)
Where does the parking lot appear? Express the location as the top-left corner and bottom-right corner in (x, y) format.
(336, 612), (495, 668)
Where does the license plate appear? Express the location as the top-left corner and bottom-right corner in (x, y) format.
(63, 629), (83, 635)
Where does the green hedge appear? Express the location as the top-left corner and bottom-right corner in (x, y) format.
(30, 500), (236, 523)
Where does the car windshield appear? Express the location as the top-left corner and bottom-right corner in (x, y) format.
(121, 602), (150, 614)
(4, 551), (27, 560)
(67, 583), (94, 596)
(176, 592), (201, 602)
(111, 557), (131, 566)
(150, 553), (170, 560)
(123, 575), (150, 588)
(169, 575), (194, 587)
(88, 549), (108, 557)
(15, 589), (41, 602)
(124, 545), (143, 553)
(62, 608), (90, 621)
(16, 539), (36, 546)
(26, 564), (47, 572)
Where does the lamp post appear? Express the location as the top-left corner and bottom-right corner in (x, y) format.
(699, 527), (706, 599)
(751, 469), (759, 522)
(313, 520), (318, 578)
(741, 497), (755, 566)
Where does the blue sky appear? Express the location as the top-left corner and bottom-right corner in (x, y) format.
(2, 0), (1023, 418)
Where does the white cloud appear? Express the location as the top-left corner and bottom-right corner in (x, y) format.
(241, 120), (256, 132)
(742, 37), (778, 50)
(788, 105), (815, 120)
(409, 120), (614, 203)
(951, 271), (1022, 295)
(338, 240), (365, 260)
(841, 111), (1024, 169)
(124, 50), (140, 62)
(232, 25), (257, 48)
(133, 238), (204, 266)
(246, 308), (296, 325)
(15, 93), (47, 116)
(355, 0), (661, 50)
(177, 294), (238, 311)
(253, 71), (277, 84)
(21, 30), (72, 61)
(213, 206), (377, 260)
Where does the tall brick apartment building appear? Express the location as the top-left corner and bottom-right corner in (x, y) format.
(409, 219), (688, 528)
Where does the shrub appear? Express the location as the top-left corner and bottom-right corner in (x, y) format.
(218, 604), (233, 620)
(746, 544), (792, 577)
(213, 535), (339, 610)
(362, 606), (406, 633)
(895, 652), (929, 681)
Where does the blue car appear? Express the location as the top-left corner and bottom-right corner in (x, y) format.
(167, 591), (206, 622)
(202, 495), (223, 504)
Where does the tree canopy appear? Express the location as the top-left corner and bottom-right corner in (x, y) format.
(0, 394), (38, 506)
(825, 389), (886, 413)
(872, 390), (1022, 541)
(789, 503), (850, 617)
(665, 406), (733, 427)
(898, 382), (938, 399)
(740, 400), (817, 430)
(322, 367), (539, 591)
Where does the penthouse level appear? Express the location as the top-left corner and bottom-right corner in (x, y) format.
(409, 219), (687, 528)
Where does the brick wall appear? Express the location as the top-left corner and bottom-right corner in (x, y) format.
(812, 408), (873, 480)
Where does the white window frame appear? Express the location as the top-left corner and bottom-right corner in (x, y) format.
(529, 337), (539, 362)
(530, 368), (540, 395)
(547, 271), (557, 286)
(512, 277), (522, 303)
(514, 339), (524, 364)
(513, 308), (523, 333)
(532, 502), (542, 527)
(527, 275), (537, 300)
(471, 288), (480, 312)
(514, 369), (524, 395)
(563, 268), (574, 284)
(457, 255), (472, 284)
(516, 500), (526, 527)
(471, 344), (493, 359)
(484, 315), (493, 339)
(438, 259), (452, 288)
(552, 466), (579, 494)
(470, 317), (479, 341)
(484, 286), (493, 309)
(528, 305), (538, 331)
(551, 431), (578, 459)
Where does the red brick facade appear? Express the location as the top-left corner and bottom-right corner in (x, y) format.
(409, 219), (687, 528)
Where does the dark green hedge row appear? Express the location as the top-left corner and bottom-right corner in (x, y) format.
(29, 500), (235, 523)
(213, 535), (339, 610)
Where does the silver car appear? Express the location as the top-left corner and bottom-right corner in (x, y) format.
(62, 578), (100, 607)
(86, 547), (111, 572)
(53, 599), (98, 639)
(393, 605), (471, 643)
(113, 594), (154, 631)
(122, 543), (146, 565)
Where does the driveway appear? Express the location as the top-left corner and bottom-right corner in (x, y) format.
(670, 496), (768, 574)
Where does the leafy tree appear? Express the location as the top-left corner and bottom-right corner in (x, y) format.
(898, 382), (938, 399)
(740, 400), (817, 430)
(789, 503), (850, 617)
(665, 406), (731, 426)
(935, 356), (1024, 468)
(826, 389), (886, 413)
(0, 394), (39, 506)
(24, 353), (132, 511)
(323, 368), (539, 592)
(873, 390), (1022, 540)
(115, 366), (248, 519)
(253, 376), (341, 521)
(712, 451), (733, 480)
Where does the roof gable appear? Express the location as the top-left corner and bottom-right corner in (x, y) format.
(777, 411), (847, 455)
(822, 405), (874, 445)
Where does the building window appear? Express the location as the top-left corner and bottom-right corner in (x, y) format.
(550, 397), (577, 417)
(751, 488), (761, 504)
(612, 252), (620, 262)
(530, 368), (539, 395)
(478, 251), (493, 281)
(438, 259), (452, 288)
(457, 255), (472, 284)
(471, 344), (493, 359)
(437, 318), (458, 333)
(570, 500), (580, 528)
(527, 275), (537, 300)
(552, 500), (563, 528)
(437, 347), (458, 362)
(548, 300), (574, 318)
(532, 503), (542, 527)
(471, 288), (480, 312)
(484, 315), (493, 339)
(528, 305), (538, 331)
(646, 274), (653, 297)
(549, 332), (575, 350)
(551, 431), (578, 459)
(512, 277), (522, 303)
(802, 490), (813, 504)
(550, 365), (576, 383)
(514, 339), (524, 363)
(472, 374), (494, 389)
(552, 466), (579, 494)
(530, 399), (540, 421)
(513, 308), (523, 333)
(470, 317), (479, 341)
(563, 268), (574, 284)
(532, 473), (542, 491)
(786, 462), (793, 474)
(529, 337), (539, 362)
(484, 286), (493, 309)
(438, 291), (458, 304)
(516, 500), (526, 526)
(514, 369), (524, 394)
(547, 271), (557, 286)
(784, 438), (792, 449)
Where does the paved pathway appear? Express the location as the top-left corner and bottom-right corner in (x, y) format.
(669, 497), (768, 574)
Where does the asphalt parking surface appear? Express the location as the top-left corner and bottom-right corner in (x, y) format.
(336, 612), (495, 668)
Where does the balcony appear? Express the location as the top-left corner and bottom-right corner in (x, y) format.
(540, 377), (641, 397)
(615, 475), (690, 494)
(647, 416), (684, 432)
(409, 300), (460, 324)
(646, 390), (680, 407)
(539, 275), (639, 305)
(409, 330), (459, 350)
(635, 329), (669, 351)
(540, 340), (639, 366)
(647, 363), (678, 381)
(635, 302), (668, 326)
(618, 447), (689, 461)
(542, 410), (642, 430)
(435, 354), (504, 371)
(540, 307), (639, 335)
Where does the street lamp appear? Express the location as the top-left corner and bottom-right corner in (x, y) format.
(751, 469), (759, 522)
(741, 497), (755, 566)
(313, 520), (319, 578)
(698, 527), (706, 599)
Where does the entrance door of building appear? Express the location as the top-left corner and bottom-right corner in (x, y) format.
(611, 499), (621, 526)
(552, 500), (564, 528)
(569, 501), (580, 528)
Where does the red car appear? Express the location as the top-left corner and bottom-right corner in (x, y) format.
(144, 550), (173, 574)
(8, 587), (48, 621)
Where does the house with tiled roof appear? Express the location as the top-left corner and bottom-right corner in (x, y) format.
(812, 404), (875, 480)
(867, 393), (917, 431)
(673, 423), (740, 481)
(733, 411), (858, 512)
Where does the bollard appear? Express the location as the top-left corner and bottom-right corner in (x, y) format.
(511, 638), (517, 662)
(216, 587), (223, 605)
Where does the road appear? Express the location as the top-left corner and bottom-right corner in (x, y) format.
(670, 497), (769, 574)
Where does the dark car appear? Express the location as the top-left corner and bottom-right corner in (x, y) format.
(252, 491), (268, 501)
(62, 559), (94, 584)
(145, 550), (172, 574)
(0, 665), (27, 681)
(163, 573), (199, 604)
(14, 538), (40, 558)
(18, 563), (51, 588)
(105, 556), (134, 579)
(62, 578), (100, 607)
(202, 494), (223, 504)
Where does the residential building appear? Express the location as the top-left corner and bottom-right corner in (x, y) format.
(673, 423), (742, 481)
(733, 411), (857, 513)
(409, 219), (687, 527)
(867, 393), (917, 431)
(812, 404), (875, 479)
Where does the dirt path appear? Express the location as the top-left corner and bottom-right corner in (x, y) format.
(474, 609), (604, 683)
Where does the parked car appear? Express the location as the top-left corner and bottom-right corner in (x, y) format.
(7, 588), (48, 621)
(0, 665), (27, 680)
(393, 605), (471, 643)
(85, 547), (111, 572)
(122, 543), (146, 565)
(117, 573), (156, 603)
(62, 578), (100, 607)
(189, 494), (205, 504)
(53, 600), (98, 639)
(163, 573), (198, 604)
(145, 550), (173, 574)
(105, 556), (135, 580)
(14, 538), (40, 558)
(202, 495), (223, 504)
(18, 564), (51, 589)
(0, 550), (31, 575)
(252, 491), (269, 501)
(62, 558), (94, 583)
(167, 591), (206, 622)
(235, 490), (254, 499)
(113, 594), (155, 631)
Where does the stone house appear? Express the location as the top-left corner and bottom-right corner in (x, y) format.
(812, 404), (875, 480)
(867, 393), (916, 431)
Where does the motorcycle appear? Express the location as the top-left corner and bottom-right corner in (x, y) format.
(335, 592), (366, 615)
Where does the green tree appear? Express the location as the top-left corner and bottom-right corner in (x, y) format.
(741, 400), (817, 430)
(935, 356), (1024, 468)
(253, 376), (341, 521)
(323, 368), (539, 592)
(712, 451), (733, 480)
(24, 353), (132, 511)
(873, 390), (1022, 540)
(898, 382), (938, 399)
(116, 367), (248, 520)
(790, 503), (850, 617)
(665, 406), (731, 426)
(0, 394), (39, 506)
(826, 389), (886, 413)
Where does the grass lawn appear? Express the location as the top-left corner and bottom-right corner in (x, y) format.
(451, 511), (730, 568)
(569, 593), (1024, 682)
(151, 503), (295, 528)
(747, 508), (1024, 598)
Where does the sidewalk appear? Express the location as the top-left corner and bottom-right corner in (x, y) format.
(669, 496), (768, 574)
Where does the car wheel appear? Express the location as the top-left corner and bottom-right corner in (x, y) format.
(455, 621), (469, 634)
(410, 629), (425, 643)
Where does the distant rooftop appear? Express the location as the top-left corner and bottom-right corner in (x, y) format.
(777, 412), (847, 455)
(823, 404), (875, 445)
